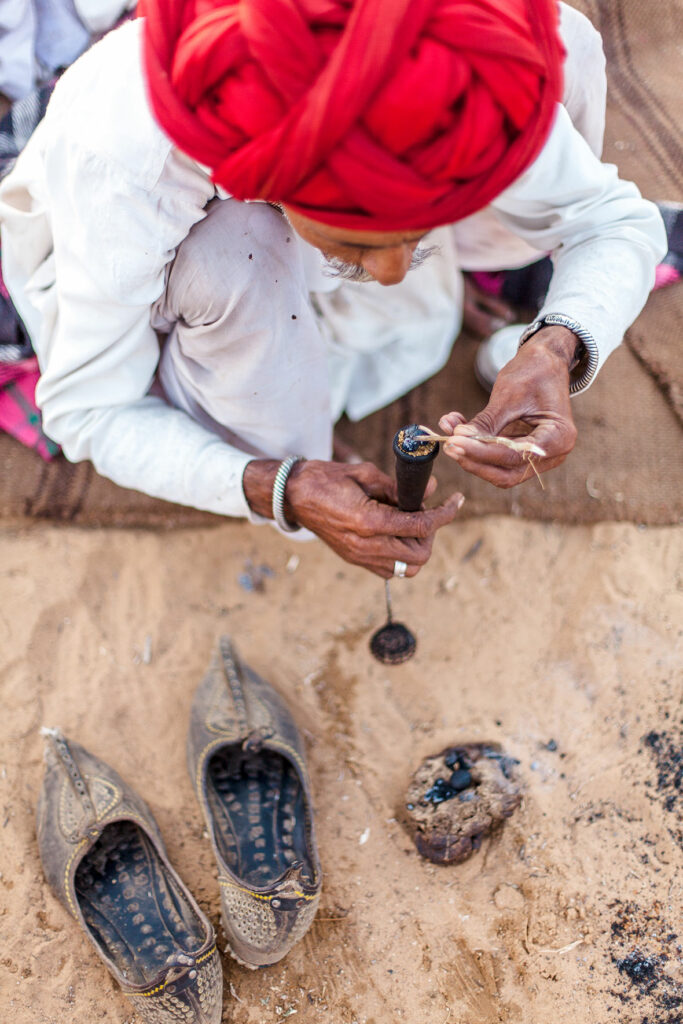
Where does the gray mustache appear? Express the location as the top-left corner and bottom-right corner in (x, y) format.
(323, 244), (440, 283)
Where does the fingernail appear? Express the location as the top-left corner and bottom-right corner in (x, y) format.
(457, 495), (465, 510)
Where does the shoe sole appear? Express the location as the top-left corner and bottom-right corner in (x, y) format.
(75, 821), (208, 985)
(206, 745), (316, 967)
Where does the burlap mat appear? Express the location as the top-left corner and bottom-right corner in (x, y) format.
(1, 0), (681, 528)
(582, 0), (683, 422)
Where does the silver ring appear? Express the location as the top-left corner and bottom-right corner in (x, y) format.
(393, 560), (408, 578)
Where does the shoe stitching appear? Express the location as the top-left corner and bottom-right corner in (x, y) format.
(195, 738), (230, 807)
(220, 637), (249, 734)
(218, 880), (318, 902)
(196, 735), (307, 794)
(89, 776), (120, 819)
(63, 837), (88, 917)
(126, 945), (218, 997)
(59, 776), (121, 841)
(98, 810), (162, 840)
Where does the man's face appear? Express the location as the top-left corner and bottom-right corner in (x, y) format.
(282, 206), (434, 287)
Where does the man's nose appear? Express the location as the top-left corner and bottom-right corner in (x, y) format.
(361, 242), (418, 286)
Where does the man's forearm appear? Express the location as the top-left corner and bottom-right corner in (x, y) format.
(44, 397), (256, 519)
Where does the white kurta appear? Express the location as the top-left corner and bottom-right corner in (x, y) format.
(0, 16), (666, 522)
(0, 0), (134, 101)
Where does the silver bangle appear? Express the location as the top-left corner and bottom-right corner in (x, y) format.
(272, 456), (305, 533)
(518, 313), (599, 395)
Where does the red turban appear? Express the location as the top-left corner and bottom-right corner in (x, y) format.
(140, 0), (564, 231)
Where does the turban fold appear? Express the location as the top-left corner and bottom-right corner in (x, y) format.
(139, 0), (564, 231)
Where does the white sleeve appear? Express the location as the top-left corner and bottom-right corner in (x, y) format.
(73, 0), (137, 34)
(0, 0), (36, 101)
(491, 105), (666, 385)
(558, 2), (606, 158)
(35, 142), (255, 518)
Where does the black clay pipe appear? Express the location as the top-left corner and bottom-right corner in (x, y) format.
(369, 424), (439, 665)
(393, 423), (440, 511)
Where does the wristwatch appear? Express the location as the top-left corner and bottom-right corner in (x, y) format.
(518, 313), (599, 395)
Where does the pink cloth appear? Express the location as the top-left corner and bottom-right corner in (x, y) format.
(0, 357), (60, 460)
(653, 263), (680, 290)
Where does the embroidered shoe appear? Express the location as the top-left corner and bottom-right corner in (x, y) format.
(187, 637), (322, 968)
(37, 728), (222, 1024)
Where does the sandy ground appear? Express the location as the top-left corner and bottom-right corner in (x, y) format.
(0, 515), (682, 1024)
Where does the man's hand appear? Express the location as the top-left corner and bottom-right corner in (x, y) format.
(439, 326), (578, 487)
(243, 459), (464, 578)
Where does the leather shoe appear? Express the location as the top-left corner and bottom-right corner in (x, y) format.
(37, 728), (222, 1024)
(187, 637), (322, 968)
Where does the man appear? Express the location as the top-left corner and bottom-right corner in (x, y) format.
(0, 0), (135, 114)
(0, 0), (665, 579)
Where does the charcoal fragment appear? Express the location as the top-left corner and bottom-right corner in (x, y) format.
(423, 777), (456, 805)
(448, 769), (472, 791)
(400, 424), (429, 453)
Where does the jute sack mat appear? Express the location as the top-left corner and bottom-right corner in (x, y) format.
(579, 0), (683, 423)
(0, 0), (681, 527)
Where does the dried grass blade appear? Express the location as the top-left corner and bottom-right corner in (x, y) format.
(416, 427), (546, 459)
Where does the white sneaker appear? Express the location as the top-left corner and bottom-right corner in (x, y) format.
(474, 323), (526, 392)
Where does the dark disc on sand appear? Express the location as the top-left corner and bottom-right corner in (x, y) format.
(369, 621), (417, 664)
(399, 742), (523, 863)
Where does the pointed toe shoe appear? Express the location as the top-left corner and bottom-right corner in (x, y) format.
(187, 637), (322, 968)
(37, 728), (223, 1024)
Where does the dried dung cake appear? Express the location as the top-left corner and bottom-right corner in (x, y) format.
(400, 742), (523, 864)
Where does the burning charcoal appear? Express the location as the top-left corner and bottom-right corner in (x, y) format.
(423, 777), (456, 805)
(398, 424), (429, 453)
(448, 769), (472, 791)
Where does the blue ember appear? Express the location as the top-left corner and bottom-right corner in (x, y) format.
(615, 951), (660, 988)
(424, 777), (456, 805)
(424, 768), (475, 805)
(401, 424), (428, 452)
